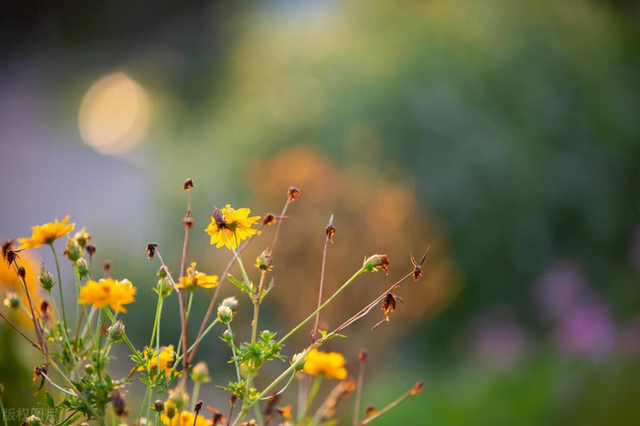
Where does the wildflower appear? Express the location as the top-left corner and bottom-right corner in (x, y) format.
(363, 254), (389, 274)
(206, 407), (226, 426)
(303, 349), (348, 379)
(287, 186), (301, 202)
(63, 238), (82, 262)
(78, 278), (136, 313)
(139, 346), (177, 378)
(255, 249), (273, 271)
(1, 239), (14, 261)
(277, 405), (292, 419)
(177, 263), (218, 290)
(18, 216), (75, 249)
(190, 362), (211, 383)
(0, 252), (43, 325)
(38, 265), (54, 291)
(108, 321), (126, 343)
(205, 205), (261, 249)
(3, 292), (21, 309)
(217, 305), (233, 324)
(74, 228), (91, 249)
(381, 293), (403, 321)
(161, 410), (208, 426)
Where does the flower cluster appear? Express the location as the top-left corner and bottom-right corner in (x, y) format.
(78, 278), (136, 313)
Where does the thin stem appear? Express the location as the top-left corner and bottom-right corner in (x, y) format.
(41, 373), (78, 397)
(299, 375), (322, 423)
(353, 358), (366, 426)
(268, 198), (291, 257)
(12, 260), (46, 355)
(227, 323), (241, 383)
(50, 244), (68, 332)
(279, 267), (366, 345)
(252, 270), (267, 343)
(156, 297), (163, 378)
(0, 311), (40, 349)
(311, 230), (331, 342)
(359, 384), (420, 425)
(0, 395), (7, 426)
(150, 294), (163, 348)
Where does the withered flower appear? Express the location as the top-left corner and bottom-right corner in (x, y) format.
(206, 406), (226, 426)
(40, 300), (50, 322)
(103, 261), (113, 277)
(276, 405), (292, 419)
(263, 392), (279, 416)
(410, 250), (429, 282)
(325, 214), (336, 242)
(287, 186), (301, 202)
(255, 249), (273, 271)
(32, 365), (48, 394)
(85, 244), (97, 258)
(146, 243), (158, 261)
(194, 400), (203, 414)
(5, 248), (19, 267)
(262, 213), (277, 226)
(2, 239), (14, 261)
(358, 349), (368, 363)
(365, 404), (377, 416)
(363, 254), (389, 274)
(183, 178), (194, 191)
(410, 380), (424, 395)
(381, 293), (403, 321)
(111, 390), (127, 416)
(183, 213), (195, 229)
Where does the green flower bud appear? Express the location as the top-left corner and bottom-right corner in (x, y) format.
(190, 361), (211, 383)
(363, 254), (389, 273)
(168, 388), (188, 411)
(221, 329), (234, 343)
(76, 258), (90, 277)
(65, 238), (82, 262)
(38, 264), (55, 291)
(3, 292), (21, 309)
(108, 321), (126, 343)
(221, 296), (239, 312)
(74, 228), (91, 249)
(157, 277), (173, 298)
(84, 364), (93, 375)
(217, 305), (233, 324)
(23, 415), (43, 426)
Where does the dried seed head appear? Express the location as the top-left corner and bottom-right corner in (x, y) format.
(152, 400), (165, 413)
(85, 244), (97, 258)
(17, 266), (26, 278)
(38, 264), (55, 291)
(102, 261), (113, 277)
(111, 390), (127, 416)
(183, 178), (194, 191)
(358, 349), (368, 363)
(230, 393), (238, 407)
(146, 243), (158, 261)
(2, 239), (14, 261)
(363, 254), (389, 274)
(194, 400), (203, 412)
(221, 296), (239, 312)
(287, 186), (301, 202)
(365, 404), (377, 416)
(410, 380), (424, 395)
(183, 213), (195, 229)
(325, 214), (336, 242)
(5, 248), (19, 266)
(262, 213), (277, 226)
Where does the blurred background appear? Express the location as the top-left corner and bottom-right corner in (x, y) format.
(1, 0), (640, 424)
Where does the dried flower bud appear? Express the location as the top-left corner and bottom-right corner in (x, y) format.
(108, 321), (126, 343)
(5, 248), (19, 266)
(325, 214), (336, 242)
(74, 228), (91, 249)
(194, 400), (203, 413)
(287, 186), (301, 202)
(183, 178), (194, 191)
(190, 362), (211, 383)
(38, 264), (55, 291)
(152, 400), (165, 412)
(183, 213), (195, 230)
(365, 404), (377, 416)
(76, 258), (89, 277)
(221, 296), (239, 312)
(17, 266), (26, 279)
(146, 243), (158, 261)
(103, 261), (113, 277)
(40, 301), (50, 321)
(255, 249), (273, 271)
(2, 239), (14, 262)
(21, 415), (43, 426)
(410, 380), (424, 395)
(64, 238), (82, 262)
(111, 390), (126, 416)
(217, 305), (233, 324)
(358, 349), (368, 363)
(85, 244), (97, 258)
(363, 254), (389, 274)
(262, 213), (277, 226)
(4, 292), (21, 309)
(230, 393), (238, 407)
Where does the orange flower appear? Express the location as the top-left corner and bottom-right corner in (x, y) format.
(177, 263), (218, 289)
(161, 410), (208, 426)
(205, 205), (261, 249)
(18, 216), (75, 249)
(78, 278), (136, 313)
(303, 349), (348, 379)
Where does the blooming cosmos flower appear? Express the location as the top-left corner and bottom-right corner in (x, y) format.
(205, 205), (261, 249)
(177, 262), (218, 289)
(161, 410), (208, 426)
(77, 278), (136, 313)
(18, 216), (75, 249)
(303, 349), (348, 379)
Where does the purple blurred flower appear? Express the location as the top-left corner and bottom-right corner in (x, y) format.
(533, 260), (590, 322)
(470, 310), (530, 368)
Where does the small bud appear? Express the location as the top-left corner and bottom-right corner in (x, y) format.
(217, 305), (233, 324)
(38, 264), (55, 291)
(1, 239), (14, 262)
(3, 292), (21, 309)
(86, 244), (97, 258)
(111, 390), (126, 416)
(325, 214), (336, 242)
(410, 380), (424, 395)
(183, 214), (195, 230)
(287, 186), (301, 202)
(146, 243), (158, 261)
(165, 400), (176, 419)
(194, 400), (203, 412)
(76, 258), (89, 277)
(262, 213), (277, 226)
(190, 362), (211, 383)
(74, 228), (91, 249)
(183, 178), (194, 191)
(64, 238), (82, 262)
(230, 393), (237, 407)
(17, 266), (26, 279)
(363, 254), (389, 274)
(84, 364), (93, 375)
(358, 349), (368, 363)
(108, 321), (126, 343)
(255, 249), (273, 271)
(157, 277), (173, 297)
(221, 296), (239, 312)
(152, 400), (165, 413)
(168, 387), (189, 411)
(22, 415), (43, 426)
(221, 329), (234, 342)
(103, 261), (113, 277)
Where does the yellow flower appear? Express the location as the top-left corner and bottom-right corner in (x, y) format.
(18, 216), (75, 249)
(78, 278), (136, 313)
(177, 263), (218, 290)
(303, 349), (348, 379)
(205, 205), (261, 249)
(0, 251), (45, 326)
(161, 410), (208, 426)
(139, 345), (177, 378)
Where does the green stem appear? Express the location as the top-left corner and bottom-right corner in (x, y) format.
(0, 396), (7, 426)
(149, 294), (163, 348)
(173, 318), (220, 367)
(279, 268), (366, 345)
(104, 309), (139, 357)
(156, 297), (163, 378)
(49, 244), (68, 332)
(192, 382), (201, 407)
(227, 323), (241, 383)
(299, 375), (322, 423)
